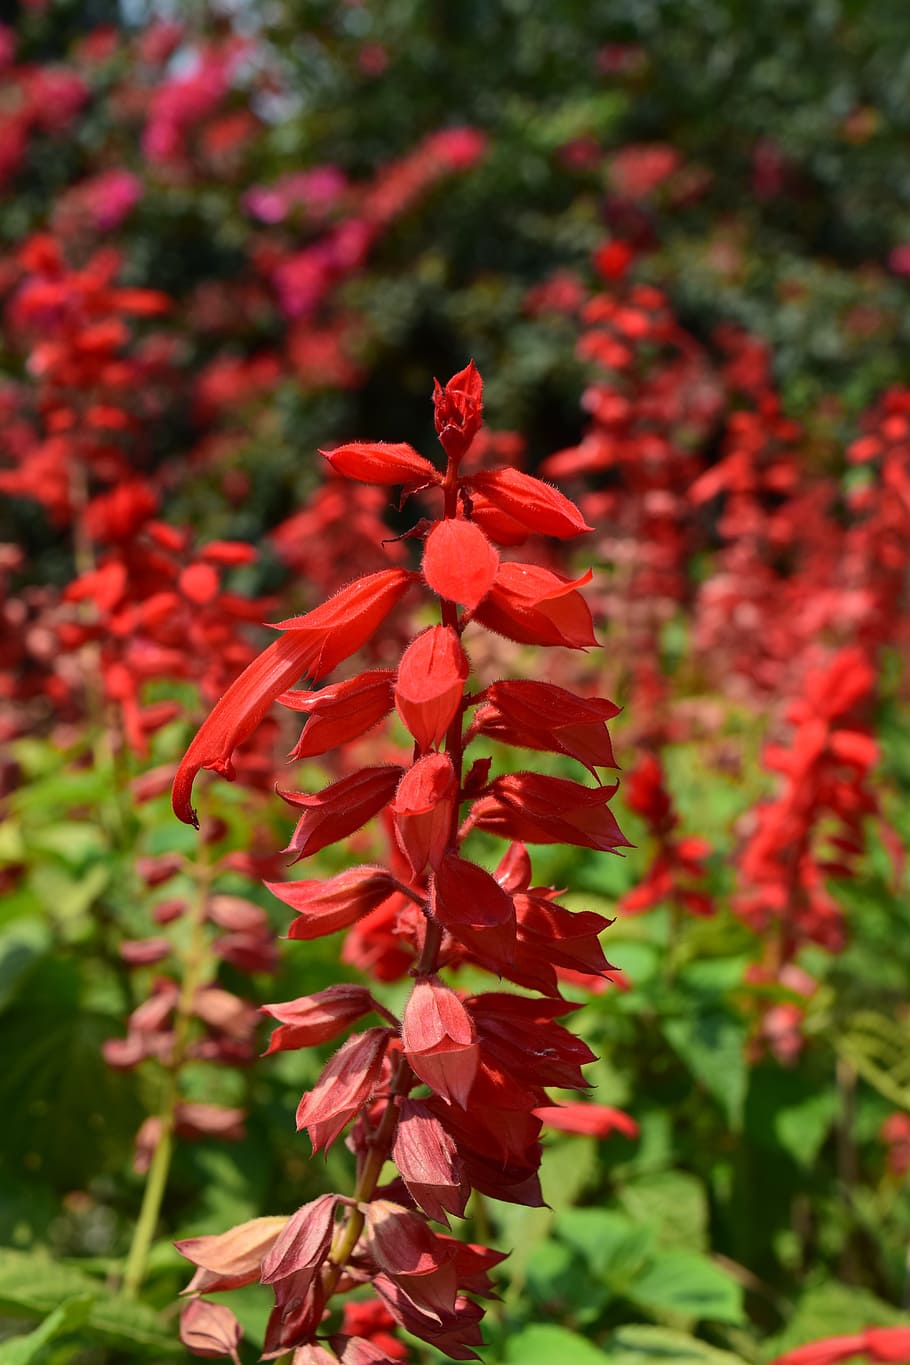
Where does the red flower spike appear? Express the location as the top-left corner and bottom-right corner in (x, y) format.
(474, 563), (597, 649)
(433, 359), (483, 464)
(467, 467), (593, 539)
(393, 1098), (468, 1222)
(395, 626), (469, 751)
(280, 765), (404, 861)
(266, 866), (400, 940)
(175, 1216), (288, 1295)
(179, 1299), (242, 1364)
(261, 984), (378, 1055)
(474, 680), (620, 774)
(259, 1193), (338, 1284)
(321, 441), (440, 486)
(472, 771), (630, 852)
(402, 977), (479, 1107)
(421, 519), (499, 610)
(173, 567), (415, 825)
(392, 753), (458, 875)
(280, 670), (396, 759)
(296, 1027), (391, 1152)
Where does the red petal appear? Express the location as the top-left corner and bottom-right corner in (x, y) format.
(280, 670), (396, 758)
(321, 442), (440, 486)
(421, 519), (499, 610)
(280, 766), (403, 861)
(469, 467), (592, 538)
(432, 853), (513, 928)
(261, 984), (377, 1054)
(179, 1299), (242, 1362)
(474, 562), (597, 649)
(266, 865), (399, 939)
(260, 1192), (338, 1283)
(296, 1028), (391, 1152)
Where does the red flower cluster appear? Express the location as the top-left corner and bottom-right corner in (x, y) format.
(735, 648), (881, 965)
(172, 364), (633, 1360)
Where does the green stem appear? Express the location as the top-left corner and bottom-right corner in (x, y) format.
(121, 837), (214, 1297)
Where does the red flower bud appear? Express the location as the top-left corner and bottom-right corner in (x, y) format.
(395, 626), (468, 751)
(433, 359), (483, 464)
(421, 518), (499, 610)
(321, 441), (441, 486)
(393, 1098), (467, 1222)
(392, 753), (457, 874)
(402, 977), (478, 1107)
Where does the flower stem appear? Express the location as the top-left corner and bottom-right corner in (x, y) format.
(120, 835), (214, 1297)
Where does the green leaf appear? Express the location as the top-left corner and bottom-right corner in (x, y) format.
(0, 1296), (93, 1365)
(663, 1008), (748, 1128)
(629, 1250), (744, 1325)
(744, 1066), (838, 1168)
(556, 1208), (655, 1294)
(0, 1251), (179, 1355)
(504, 1323), (610, 1365)
(617, 1171), (709, 1250)
(607, 1324), (749, 1363)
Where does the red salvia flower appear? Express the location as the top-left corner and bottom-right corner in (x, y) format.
(172, 365), (627, 1360)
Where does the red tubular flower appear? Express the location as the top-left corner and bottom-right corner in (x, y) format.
(173, 568), (415, 825)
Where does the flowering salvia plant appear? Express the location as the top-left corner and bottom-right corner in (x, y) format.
(171, 363), (630, 1362)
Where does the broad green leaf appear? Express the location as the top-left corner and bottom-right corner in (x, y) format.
(663, 1008), (748, 1128)
(630, 1250), (744, 1325)
(556, 1208), (654, 1294)
(618, 1171), (709, 1250)
(0, 1296), (92, 1365)
(0, 1251), (178, 1355)
(504, 1323), (609, 1365)
(744, 1066), (838, 1168)
(539, 1134), (599, 1212)
(608, 1324), (749, 1363)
